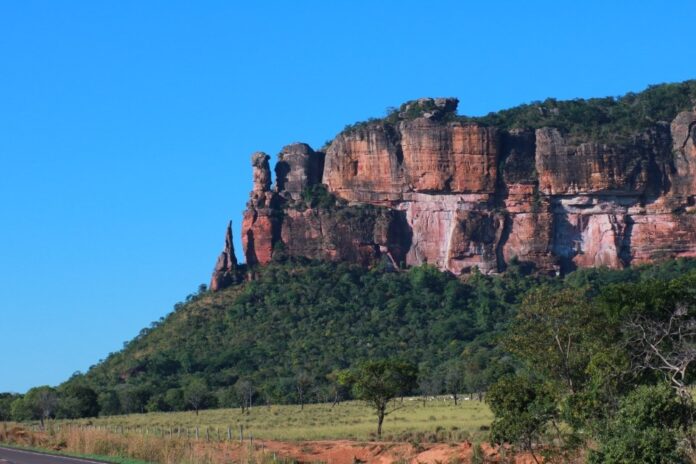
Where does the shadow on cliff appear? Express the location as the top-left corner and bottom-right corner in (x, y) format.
(388, 210), (413, 268)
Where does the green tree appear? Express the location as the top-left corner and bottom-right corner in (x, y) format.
(588, 384), (692, 464)
(183, 377), (208, 415)
(164, 388), (185, 411)
(234, 379), (254, 413)
(57, 384), (99, 418)
(10, 396), (31, 421)
(338, 359), (417, 438)
(0, 393), (19, 421)
(487, 375), (557, 464)
(97, 390), (120, 416)
(18, 386), (58, 427)
(505, 286), (605, 394)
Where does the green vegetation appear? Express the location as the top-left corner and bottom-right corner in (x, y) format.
(342, 80), (696, 144)
(486, 263), (696, 461)
(471, 80), (696, 143)
(8, 259), (696, 421)
(338, 359), (418, 437)
(68, 260), (537, 416)
(5, 257), (696, 461)
(299, 184), (340, 209)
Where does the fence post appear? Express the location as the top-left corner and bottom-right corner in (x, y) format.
(239, 424), (244, 442)
(227, 426), (232, 441)
(195, 427), (199, 440)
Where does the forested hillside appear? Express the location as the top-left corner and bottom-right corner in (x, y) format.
(4, 258), (696, 425)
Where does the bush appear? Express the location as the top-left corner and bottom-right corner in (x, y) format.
(588, 384), (692, 464)
(486, 375), (557, 456)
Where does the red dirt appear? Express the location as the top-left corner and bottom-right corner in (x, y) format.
(230, 439), (543, 464)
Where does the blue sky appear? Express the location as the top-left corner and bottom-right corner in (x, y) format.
(1, 1), (695, 393)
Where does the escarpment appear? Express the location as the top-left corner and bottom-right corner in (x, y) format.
(211, 86), (696, 289)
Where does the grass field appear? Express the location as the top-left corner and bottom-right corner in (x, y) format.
(60, 397), (492, 442)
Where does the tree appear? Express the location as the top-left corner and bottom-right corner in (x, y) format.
(623, 304), (696, 398)
(417, 370), (441, 406)
(487, 375), (557, 464)
(10, 396), (32, 421)
(164, 388), (185, 411)
(588, 384), (692, 464)
(116, 384), (149, 414)
(295, 371), (313, 410)
(234, 379), (254, 413)
(97, 390), (121, 416)
(0, 393), (18, 421)
(57, 384), (98, 418)
(338, 359), (417, 438)
(505, 286), (604, 394)
(443, 361), (465, 405)
(183, 377), (208, 415)
(20, 386), (58, 428)
(326, 371), (349, 408)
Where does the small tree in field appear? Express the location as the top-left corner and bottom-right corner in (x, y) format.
(235, 379), (254, 413)
(295, 371), (313, 410)
(339, 359), (417, 438)
(183, 378), (208, 415)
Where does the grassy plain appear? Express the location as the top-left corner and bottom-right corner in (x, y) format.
(61, 397), (492, 442)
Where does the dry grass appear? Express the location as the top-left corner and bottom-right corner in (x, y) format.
(0, 422), (286, 464)
(0, 398), (495, 463)
(59, 397), (493, 442)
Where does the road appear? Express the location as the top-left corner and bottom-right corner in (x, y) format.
(0, 447), (111, 464)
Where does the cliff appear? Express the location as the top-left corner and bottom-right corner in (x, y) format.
(212, 82), (696, 288)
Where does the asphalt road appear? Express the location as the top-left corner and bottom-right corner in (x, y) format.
(0, 447), (110, 464)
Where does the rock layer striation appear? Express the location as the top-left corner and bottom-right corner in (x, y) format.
(212, 98), (696, 289)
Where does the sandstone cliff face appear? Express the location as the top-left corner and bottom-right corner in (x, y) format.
(212, 101), (696, 290)
(242, 152), (278, 266)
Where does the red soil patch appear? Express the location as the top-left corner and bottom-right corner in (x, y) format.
(229, 439), (542, 464)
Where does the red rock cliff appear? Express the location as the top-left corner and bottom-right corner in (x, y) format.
(211, 97), (696, 289)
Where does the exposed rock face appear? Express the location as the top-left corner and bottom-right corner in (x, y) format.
(322, 124), (403, 203)
(275, 143), (324, 199)
(670, 110), (696, 200)
(535, 128), (650, 195)
(210, 221), (240, 291)
(242, 152), (278, 266)
(322, 116), (497, 203)
(280, 206), (410, 266)
(211, 101), (696, 290)
(251, 151), (272, 193)
(400, 120), (498, 194)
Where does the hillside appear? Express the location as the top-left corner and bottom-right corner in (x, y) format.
(50, 258), (696, 418)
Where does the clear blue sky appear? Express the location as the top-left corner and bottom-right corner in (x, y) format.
(1, 1), (695, 393)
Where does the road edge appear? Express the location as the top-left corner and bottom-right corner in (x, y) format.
(0, 444), (141, 464)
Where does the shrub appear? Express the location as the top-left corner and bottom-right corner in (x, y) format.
(588, 384), (692, 464)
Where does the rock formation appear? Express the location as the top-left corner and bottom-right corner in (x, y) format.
(209, 221), (240, 291)
(210, 92), (696, 290)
